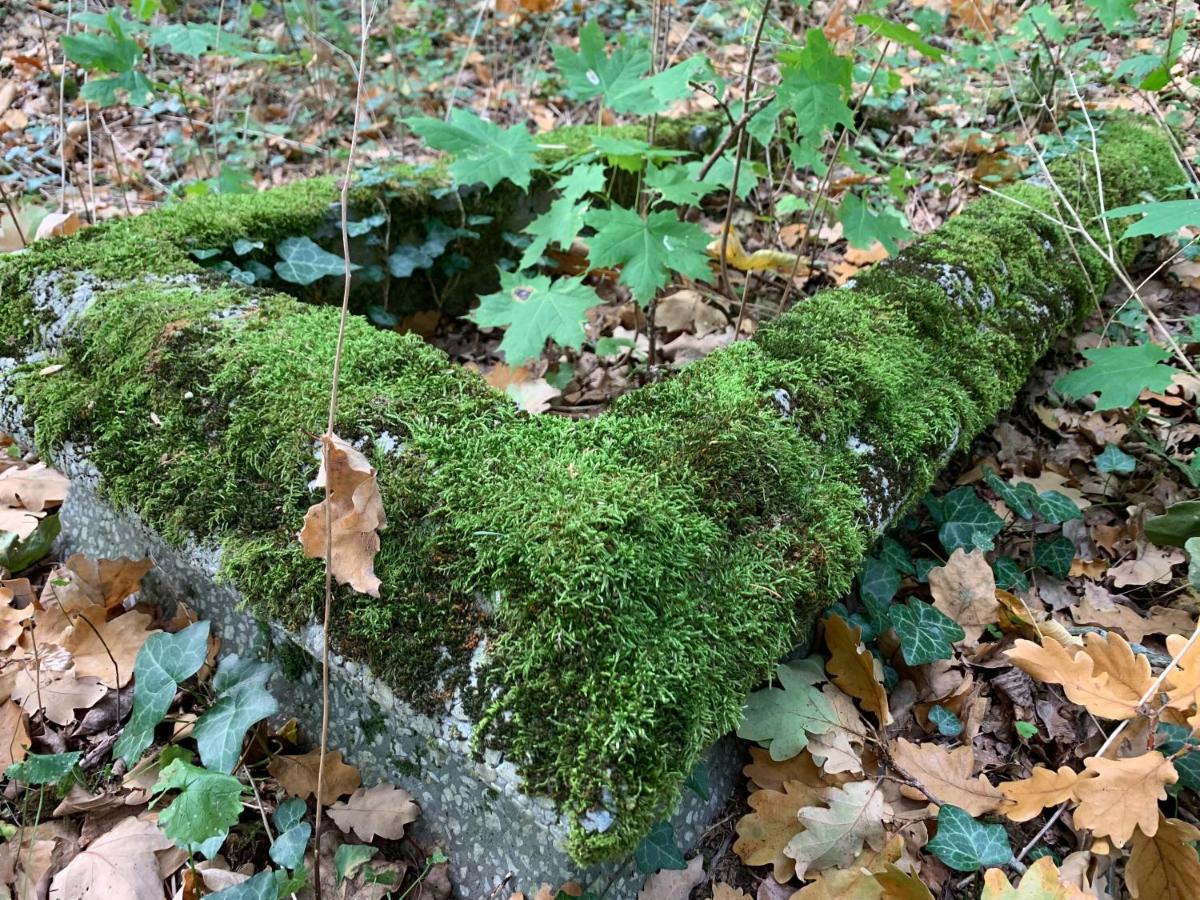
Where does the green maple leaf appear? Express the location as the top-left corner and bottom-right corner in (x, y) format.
(837, 193), (912, 254)
(1035, 535), (1075, 579)
(644, 164), (723, 206)
(931, 487), (1003, 554)
(555, 163), (607, 202)
(1054, 343), (1176, 409)
(150, 23), (222, 57)
(1085, 0), (1137, 31)
(1105, 199), (1200, 239)
(736, 658), (836, 761)
(154, 758), (244, 853)
(889, 599), (964, 666)
(584, 206), (711, 304)
(406, 109), (539, 190)
(927, 805), (1013, 872)
(193, 655), (278, 774)
(853, 15), (943, 60)
(778, 28), (852, 93)
(472, 271), (601, 364)
(114, 621), (211, 767)
(62, 13), (141, 72)
(519, 197), (589, 270)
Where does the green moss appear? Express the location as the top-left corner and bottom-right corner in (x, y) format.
(5, 115), (1180, 866)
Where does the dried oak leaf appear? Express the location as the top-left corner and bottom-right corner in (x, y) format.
(928, 549), (998, 644)
(980, 855), (1090, 899)
(327, 783), (420, 841)
(784, 780), (892, 880)
(0, 463), (70, 512)
(734, 780), (821, 882)
(824, 614), (891, 725)
(710, 884), (752, 900)
(0, 699), (29, 769)
(636, 854), (704, 900)
(997, 766), (1078, 823)
(51, 555), (153, 612)
(1127, 814), (1200, 900)
(789, 835), (913, 900)
(48, 816), (171, 900)
(889, 738), (1003, 816)
(298, 433), (387, 597)
(268, 748), (361, 806)
(1071, 585), (1194, 645)
(1006, 631), (1151, 721)
(0, 584), (34, 650)
(60, 607), (156, 688)
(1071, 751), (1177, 848)
(808, 685), (868, 776)
(1162, 632), (1200, 728)
(743, 746), (829, 793)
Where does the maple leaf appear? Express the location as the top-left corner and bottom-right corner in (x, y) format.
(981, 855), (1090, 899)
(405, 108), (539, 190)
(298, 433), (386, 597)
(784, 780), (892, 880)
(997, 766), (1078, 823)
(1072, 751), (1177, 847)
(837, 193), (911, 254)
(737, 658), (838, 761)
(268, 748), (361, 806)
(1054, 343), (1177, 410)
(49, 816), (172, 900)
(927, 548), (999, 643)
(584, 206), (712, 305)
(472, 272), (601, 364)
(1127, 814), (1200, 900)
(824, 614), (891, 724)
(1105, 198), (1200, 238)
(734, 780), (820, 882)
(328, 784), (420, 842)
(889, 738), (1004, 816)
(519, 197), (590, 270)
(1006, 631), (1150, 720)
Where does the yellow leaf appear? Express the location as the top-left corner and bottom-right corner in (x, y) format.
(874, 865), (934, 899)
(980, 856), (1090, 899)
(706, 228), (807, 275)
(1006, 631), (1151, 720)
(789, 837), (907, 900)
(1162, 632), (1200, 726)
(734, 781), (821, 882)
(298, 433), (387, 597)
(1127, 814), (1200, 900)
(889, 737), (1004, 816)
(711, 885), (753, 900)
(928, 549), (999, 643)
(824, 614), (891, 725)
(998, 766), (1078, 823)
(1072, 751), (1177, 848)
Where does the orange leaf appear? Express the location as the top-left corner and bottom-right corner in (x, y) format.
(981, 856), (1089, 899)
(889, 738), (1003, 816)
(1072, 752), (1178, 848)
(268, 748), (362, 806)
(998, 766), (1078, 823)
(824, 614), (891, 725)
(1006, 631), (1151, 720)
(733, 780), (821, 882)
(928, 549), (998, 643)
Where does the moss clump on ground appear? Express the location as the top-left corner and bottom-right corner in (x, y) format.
(3, 116), (1181, 865)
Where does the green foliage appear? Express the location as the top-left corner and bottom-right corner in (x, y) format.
(853, 15), (943, 60)
(193, 655), (278, 774)
(927, 487), (1004, 553)
(926, 805), (1013, 872)
(275, 236), (351, 285)
(208, 870), (281, 900)
(1084, 0), (1137, 31)
(584, 206), (711, 305)
(1095, 444), (1136, 474)
(1014, 720), (1038, 740)
(1106, 199), (1200, 239)
(1146, 501), (1200, 548)
(6, 751), (82, 785)
(858, 555), (900, 633)
(472, 272), (601, 364)
(634, 821), (686, 873)
(406, 109), (539, 190)
(519, 198), (590, 270)
(114, 620), (212, 767)
(992, 556), (1029, 592)
(837, 193), (912, 254)
(154, 758), (244, 855)
(737, 659), (837, 761)
(929, 704), (963, 737)
(0, 513), (60, 573)
(1034, 535), (1075, 579)
(889, 599), (964, 665)
(269, 820), (311, 870)
(1055, 343), (1176, 410)
(334, 844), (378, 883)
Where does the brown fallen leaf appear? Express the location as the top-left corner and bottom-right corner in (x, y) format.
(789, 835), (908, 899)
(997, 766), (1078, 823)
(654, 289), (728, 337)
(980, 856), (1089, 899)
(1127, 814), (1200, 900)
(1071, 583), (1195, 644)
(928, 549), (999, 644)
(0, 463), (69, 512)
(1109, 548), (1184, 589)
(478, 362), (562, 415)
(807, 685), (868, 776)
(744, 746), (829, 793)
(47, 554), (153, 612)
(298, 433), (387, 597)
(1, 585), (34, 650)
(1006, 631), (1151, 720)
(48, 816), (171, 900)
(734, 780), (821, 882)
(784, 780), (892, 880)
(637, 854), (705, 900)
(33, 211), (83, 242)
(1163, 631), (1200, 729)
(60, 607), (157, 688)
(11, 667), (107, 726)
(710, 884), (753, 900)
(0, 506), (43, 540)
(889, 738), (1004, 816)
(327, 783), (420, 841)
(824, 614), (891, 725)
(0, 699), (29, 768)
(269, 748), (361, 805)
(1071, 751), (1177, 848)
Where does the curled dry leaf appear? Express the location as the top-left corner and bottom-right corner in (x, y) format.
(1127, 814), (1200, 900)
(48, 554), (153, 612)
(0, 699), (29, 768)
(1006, 631), (1151, 721)
(889, 738), (1003, 816)
(298, 433), (386, 597)
(11, 667), (107, 726)
(824, 614), (891, 725)
(1109, 548), (1184, 589)
(327, 783), (420, 841)
(997, 766), (1078, 823)
(928, 549), (999, 644)
(59, 607), (157, 689)
(1071, 584), (1195, 645)
(1071, 751), (1177, 848)
(268, 747), (361, 806)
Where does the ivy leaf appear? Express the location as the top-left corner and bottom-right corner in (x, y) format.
(208, 870), (281, 900)
(634, 820), (687, 873)
(1146, 501), (1200, 547)
(6, 751), (81, 785)
(929, 704), (963, 737)
(113, 621), (212, 768)
(519, 197), (590, 270)
(936, 487), (1004, 554)
(984, 469), (1037, 519)
(858, 555), (900, 635)
(837, 193), (912, 254)
(1054, 343), (1176, 410)
(1105, 199), (1200, 239)
(335, 844), (378, 883)
(1096, 444), (1137, 475)
(1032, 490), (1081, 524)
(889, 599), (965, 665)
(927, 805), (1013, 872)
(406, 109), (539, 190)
(853, 14), (943, 59)
(992, 556), (1029, 592)
(878, 536), (915, 575)
(269, 822), (311, 870)
(473, 271), (600, 364)
(193, 655), (278, 774)
(154, 758), (243, 854)
(1034, 535), (1075, 579)
(1157, 723), (1200, 793)
(273, 798), (308, 834)
(737, 658), (837, 761)
(584, 206), (711, 304)
(275, 236), (351, 285)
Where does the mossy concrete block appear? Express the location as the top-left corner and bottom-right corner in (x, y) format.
(0, 115), (1179, 891)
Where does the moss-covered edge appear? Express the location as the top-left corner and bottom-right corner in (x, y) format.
(0, 116), (1180, 864)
